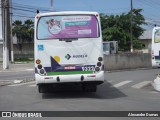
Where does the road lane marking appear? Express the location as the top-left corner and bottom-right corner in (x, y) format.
(8, 81), (35, 86)
(112, 81), (132, 88)
(26, 69), (34, 71)
(105, 80), (115, 83)
(28, 84), (36, 87)
(131, 81), (151, 89)
(149, 91), (159, 94)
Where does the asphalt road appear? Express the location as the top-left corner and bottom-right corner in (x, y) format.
(0, 68), (160, 120)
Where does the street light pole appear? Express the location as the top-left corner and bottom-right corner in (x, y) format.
(130, 0), (133, 52)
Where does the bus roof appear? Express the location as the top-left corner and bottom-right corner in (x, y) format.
(153, 27), (160, 31)
(36, 11), (99, 17)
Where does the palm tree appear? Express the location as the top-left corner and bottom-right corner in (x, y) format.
(23, 20), (34, 43)
(12, 20), (34, 52)
(12, 20), (23, 44)
(12, 19), (34, 43)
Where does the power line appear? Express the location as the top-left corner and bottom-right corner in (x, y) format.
(13, 5), (50, 12)
(12, 2), (50, 11)
(12, 14), (34, 19)
(12, 7), (35, 13)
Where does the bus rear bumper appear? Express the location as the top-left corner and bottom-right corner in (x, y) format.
(35, 71), (104, 85)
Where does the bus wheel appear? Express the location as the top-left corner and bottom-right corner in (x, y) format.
(38, 85), (47, 93)
(82, 84), (97, 92)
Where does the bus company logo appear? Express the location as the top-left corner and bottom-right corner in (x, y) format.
(65, 54), (88, 60)
(65, 54), (71, 60)
(73, 54), (88, 58)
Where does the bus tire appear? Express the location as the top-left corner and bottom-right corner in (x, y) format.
(82, 84), (97, 92)
(38, 85), (47, 93)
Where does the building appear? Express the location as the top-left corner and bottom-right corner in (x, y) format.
(139, 30), (152, 53)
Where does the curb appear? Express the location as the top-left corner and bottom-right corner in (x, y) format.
(0, 79), (35, 87)
(106, 67), (153, 73)
(12, 61), (34, 64)
(0, 82), (13, 86)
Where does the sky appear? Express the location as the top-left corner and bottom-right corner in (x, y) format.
(11, 0), (160, 30)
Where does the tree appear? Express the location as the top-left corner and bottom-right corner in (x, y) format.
(100, 9), (146, 51)
(23, 20), (34, 43)
(12, 19), (34, 44)
(12, 20), (23, 44)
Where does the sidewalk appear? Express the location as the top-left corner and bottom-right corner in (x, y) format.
(0, 62), (35, 86)
(0, 62), (34, 72)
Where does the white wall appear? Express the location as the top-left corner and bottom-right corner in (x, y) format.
(104, 53), (151, 71)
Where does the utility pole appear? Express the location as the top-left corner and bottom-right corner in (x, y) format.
(0, 0), (3, 42)
(50, 0), (53, 11)
(2, 0), (9, 69)
(130, 0), (133, 52)
(10, 0), (14, 62)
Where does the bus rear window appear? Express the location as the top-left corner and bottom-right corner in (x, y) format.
(37, 15), (99, 40)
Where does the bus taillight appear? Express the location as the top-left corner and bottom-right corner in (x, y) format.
(36, 59), (41, 64)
